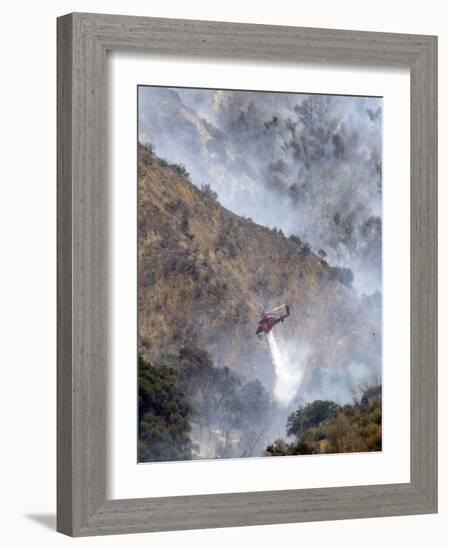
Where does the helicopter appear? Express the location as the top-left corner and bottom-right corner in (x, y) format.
(256, 304), (290, 336)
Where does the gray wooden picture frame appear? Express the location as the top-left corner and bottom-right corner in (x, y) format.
(57, 12), (438, 537)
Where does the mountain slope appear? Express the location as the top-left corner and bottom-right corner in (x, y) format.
(138, 144), (381, 400)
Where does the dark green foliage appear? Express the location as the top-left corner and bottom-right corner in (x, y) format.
(265, 385), (382, 456)
(138, 355), (194, 462)
(139, 347), (273, 462)
(287, 400), (339, 438)
(266, 439), (314, 456)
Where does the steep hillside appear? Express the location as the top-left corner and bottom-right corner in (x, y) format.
(138, 144), (381, 400)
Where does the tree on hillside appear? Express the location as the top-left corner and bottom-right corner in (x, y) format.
(236, 379), (271, 457)
(200, 183), (218, 201)
(177, 346), (272, 458)
(138, 355), (194, 462)
(287, 400), (339, 438)
(139, 345), (276, 461)
(266, 385), (382, 457)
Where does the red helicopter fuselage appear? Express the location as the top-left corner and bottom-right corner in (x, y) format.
(256, 305), (290, 335)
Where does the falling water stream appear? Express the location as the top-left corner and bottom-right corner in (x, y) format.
(267, 331), (304, 406)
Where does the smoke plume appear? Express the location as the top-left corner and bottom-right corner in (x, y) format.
(138, 86), (382, 295)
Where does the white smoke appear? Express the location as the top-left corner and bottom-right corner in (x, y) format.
(267, 331), (306, 406)
(139, 87), (382, 295)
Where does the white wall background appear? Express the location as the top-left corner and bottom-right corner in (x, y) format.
(0, 1), (445, 548)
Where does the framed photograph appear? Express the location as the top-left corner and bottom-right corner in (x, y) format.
(57, 13), (437, 536)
